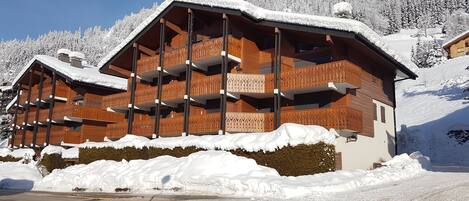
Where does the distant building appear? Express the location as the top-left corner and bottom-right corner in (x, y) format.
(7, 51), (126, 148)
(443, 30), (469, 59)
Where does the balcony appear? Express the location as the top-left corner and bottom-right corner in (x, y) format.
(29, 83), (68, 104)
(265, 60), (362, 96)
(264, 107), (363, 133)
(52, 105), (124, 123)
(137, 36), (242, 80)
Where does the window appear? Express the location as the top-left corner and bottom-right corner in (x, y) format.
(373, 103), (377, 121)
(71, 125), (81, 132)
(380, 106), (386, 123)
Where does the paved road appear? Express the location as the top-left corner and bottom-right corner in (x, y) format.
(0, 190), (250, 201)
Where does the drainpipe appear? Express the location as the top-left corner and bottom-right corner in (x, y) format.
(273, 27), (282, 129)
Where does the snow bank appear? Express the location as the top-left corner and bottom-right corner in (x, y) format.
(62, 147), (79, 159)
(40, 145), (79, 159)
(395, 55), (469, 165)
(3, 148), (35, 159)
(80, 123), (336, 152)
(0, 162), (42, 190)
(40, 145), (65, 157)
(35, 151), (428, 198)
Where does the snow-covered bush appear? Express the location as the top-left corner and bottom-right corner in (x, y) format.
(332, 2), (353, 18)
(411, 38), (445, 68)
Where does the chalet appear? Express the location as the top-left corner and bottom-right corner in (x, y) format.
(7, 50), (126, 148)
(97, 0), (417, 169)
(443, 30), (469, 59)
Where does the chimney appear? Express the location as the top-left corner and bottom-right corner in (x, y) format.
(57, 48), (71, 62)
(69, 51), (85, 68)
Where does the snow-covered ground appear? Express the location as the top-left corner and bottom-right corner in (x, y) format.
(0, 150), (429, 200)
(384, 29), (469, 166)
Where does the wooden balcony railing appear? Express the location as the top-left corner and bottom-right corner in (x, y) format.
(30, 83), (68, 102)
(137, 36), (241, 76)
(227, 73), (265, 94)
(102, 92), (129, 108)
(226, 112), (265, 133)
(48, 125), (65, 145)
(264, 107), (363, 133)
(265, 60), (362, 93)
(52, 105), (124, 122)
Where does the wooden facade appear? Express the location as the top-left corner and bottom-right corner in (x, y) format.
(443, 30), (469, 59)
(99, 3), (415, 140)
(8, 1), (417, 150)
(8, 60), (124, 148)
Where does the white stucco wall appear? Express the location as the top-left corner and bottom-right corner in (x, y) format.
(335, 100), (396, 170)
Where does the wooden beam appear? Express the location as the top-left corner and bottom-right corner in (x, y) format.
(137, 44), (156, 56)
(154, 19), (166, 138)
(127, 43), (139, 134)
(45, 72), (57, 146)
(219, 13), (229, 135)
(21, 69), (34, 147)
(10, 87), (21, 147)
(109, 65), (131, 78)
(183, 8), (194, 136)
(166, 19), (185, 35)
(32, 66), (45, 148)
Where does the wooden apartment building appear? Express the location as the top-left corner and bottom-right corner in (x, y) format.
(8, 0), (417, 169)
(97, 0), (416, 169)
(7, 52), (126, 148)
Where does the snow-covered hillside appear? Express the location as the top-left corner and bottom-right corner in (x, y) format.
(385, 29), (469, 166)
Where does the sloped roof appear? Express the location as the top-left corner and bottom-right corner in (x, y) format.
(442, 30), (469, 49)
(98, 0), (417, 79)
(12, 55), (127, 90)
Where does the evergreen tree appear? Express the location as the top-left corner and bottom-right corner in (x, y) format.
(411, 38), (445, 68)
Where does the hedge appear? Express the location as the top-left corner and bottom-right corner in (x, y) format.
(0, 156), (21, 162)
(40, 154), (66, 173)
(79, 143), (335, 176)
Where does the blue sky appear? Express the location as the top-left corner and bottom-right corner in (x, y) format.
(0, 0), (162, 41)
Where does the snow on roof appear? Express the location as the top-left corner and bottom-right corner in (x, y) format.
(80, 123), (337, 152)
(69, 51), (85, 59)
(5, 95), (17, 112)
(57, 48), (71, 55)
(442, 30), (469, 49)
(12, 55), (127, 90)
(98, 0), (416, 78)
(0, 85), (12, 92)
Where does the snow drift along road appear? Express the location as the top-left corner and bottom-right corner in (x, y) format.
(34, 151), (430, 199)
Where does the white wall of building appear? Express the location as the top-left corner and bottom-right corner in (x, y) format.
(335, 100), (396, 170)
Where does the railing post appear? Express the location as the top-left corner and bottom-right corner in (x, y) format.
(127, 43), (139, 134)
(45, 72), (56, 146)
(21, 69), (34, 148)
(32, 66), (45, 148)
(10, 87), (21, 148)
(219, 13), (229, 135)
(153, 19), (166, 139)
(183, 8), (194, 136)
(273, 27), (282, 129)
